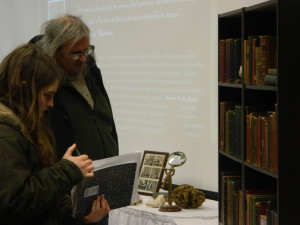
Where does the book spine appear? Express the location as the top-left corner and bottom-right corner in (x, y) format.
(225, 110), (235, 154)
(234, 105), (242, 158)
(233, 39), (242, 83)
(243, 40), (249, 84)
(219, 39), (226, 82)
(219, 102), (234, 151)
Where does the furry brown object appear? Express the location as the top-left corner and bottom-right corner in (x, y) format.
(172, 184), (206, 209)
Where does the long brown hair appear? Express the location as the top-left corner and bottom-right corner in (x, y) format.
(0, 44), (61, 166)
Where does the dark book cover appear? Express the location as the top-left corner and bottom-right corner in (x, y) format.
(245, 190), (274, 225)
(254, 37), (262, 85)
(251, 37), (260, 85)
(229, 39), (235, 83)
(246, 114), (252, 163)
(250, 113), (259, 164)
(233, 39), (242, 83)
(249, 195), (276, 225)
(244, 106), (256, 163)
(219, 39), (227, 82)
(233, 191), (240, 225)
(255, 202), (268, 225)
(257, 35), (276, 86)
(225, 39), (234, 83)
(249, 112), (265, 165)
(254, 115), (263, 167)
(219, 101), (235, 151)
(260, 116), (269, 169)
(234, 105), (242, 158)
(225, 110), (235, 154)
(264, 75), (277, 86)
(220, 172), (241, 225)
(268, 111), (277, 173)
(247, 36), (259, 85)
(72, 152), (141, 218)
(266, 200), (277, 225)
(243, 39), (249, 84)
(226, 179), (242, 225)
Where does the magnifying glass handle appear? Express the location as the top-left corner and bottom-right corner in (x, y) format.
(161, 167), (174, 188)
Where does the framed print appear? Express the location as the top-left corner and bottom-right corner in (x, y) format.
(138, 150), (169, 195)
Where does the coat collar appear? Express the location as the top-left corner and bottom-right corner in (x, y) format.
(0, 102), (33, 143)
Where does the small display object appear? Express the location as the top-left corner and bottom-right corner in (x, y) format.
(138, 151), (169, 196)
(159, 151), (186, 212)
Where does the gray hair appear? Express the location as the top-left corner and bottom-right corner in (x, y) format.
(38, 14), (90, 57)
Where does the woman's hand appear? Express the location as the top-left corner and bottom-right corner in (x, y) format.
(82, 195), (111, 224)
(63, 144), (94, 178)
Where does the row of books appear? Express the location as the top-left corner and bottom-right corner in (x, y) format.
(219, 35), (277, 86)
(219, 38), (242, 84)
(219, 102), (242, 159)
(220, 172), (278, 225)
(219, 102), (278, 174)
(245, 110), (278, 173)
(243, 35), (276, 86)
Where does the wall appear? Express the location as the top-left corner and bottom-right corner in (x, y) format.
(0, 0), (266, 192)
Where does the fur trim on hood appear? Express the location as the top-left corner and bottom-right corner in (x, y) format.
(0, 102), (33, 143)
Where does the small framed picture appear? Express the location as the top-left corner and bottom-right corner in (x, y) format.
(138, 150), (169, 195)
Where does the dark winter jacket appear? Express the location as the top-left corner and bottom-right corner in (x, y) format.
(0, 103), (83, 225)
(50, 62), (118, 161)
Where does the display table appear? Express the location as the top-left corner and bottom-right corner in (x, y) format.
(109, 194), (218, 225)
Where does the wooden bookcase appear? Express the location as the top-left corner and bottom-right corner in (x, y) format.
(218, 1), (300, 225)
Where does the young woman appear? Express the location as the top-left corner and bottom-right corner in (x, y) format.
(0, 44), (109, 225)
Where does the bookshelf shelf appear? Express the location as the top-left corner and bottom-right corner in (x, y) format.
(218, 83), (242, 89)
(218, 1), (300, 225)
(244, 161), (278, 179)
(245, 85), (277, 91)
(219, 150), (243, 163)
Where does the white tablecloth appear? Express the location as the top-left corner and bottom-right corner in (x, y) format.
(109, 195), (218, 225)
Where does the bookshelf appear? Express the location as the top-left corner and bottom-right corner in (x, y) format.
(218, 1), (300, 225)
